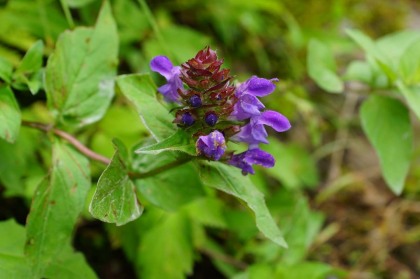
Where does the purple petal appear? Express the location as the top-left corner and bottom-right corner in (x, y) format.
(239, 94), (265, 115)
(245, 76), (277, 97)
(250, 123), (269, 144)
(243, 148), (275, 168)
(150, 56), (175, 80)
(258, 110), (291, 132)
(228, 148), (275, 175)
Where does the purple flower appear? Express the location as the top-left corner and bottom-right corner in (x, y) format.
(196, 130), (226, 160)
(150, 56), (183, 102)
(228, 148), (275, 175)
(231, 110), (291, 147)
(230, 76), (279, 120)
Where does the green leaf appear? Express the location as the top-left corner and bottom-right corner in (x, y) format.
(116, 73), (175, 141)
(45, 1), (118, 127)
(137, 211), (194, 279)
(399, 39), (420, 84)
(0, 219), (26, 257)
(396, 81), (420, 120)
(136, 129), (196, 156)
(198, 162), (287, 247)
(0, 86), (21, 143)
(25, 142), (91, 278)
(0, 57), (13, 83)
(14, 40), (43, 77)
(307, 39), (343, 93)
(360, 95), (413, 194)
(89, 139), (144, 225)
(12, 40), (44, 94)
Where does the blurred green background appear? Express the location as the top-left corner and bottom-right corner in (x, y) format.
(1, 0), (419, 278)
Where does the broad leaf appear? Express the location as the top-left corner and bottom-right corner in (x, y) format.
(136, 129), (196, 156)
(137, 211), (194, 279)
(25, 142), (91, 278)
(116, 74), (176, 141)
(396, 81), (420, 120)
(89, 139), (143, 225)
(307, 39), (343, 93)
(13, 40), (44, 94)
(360, 95), (413, 194)
(199, 162), (287, 247)
(45, 1), (118, 127)
(0, 86), (21, 143)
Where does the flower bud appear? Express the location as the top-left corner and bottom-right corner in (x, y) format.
(189, 95), (202, 108)
(181, 112), (195, 126)
(204, 112), (218, 126)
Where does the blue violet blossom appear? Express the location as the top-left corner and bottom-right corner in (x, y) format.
(150, 47), (291, 175)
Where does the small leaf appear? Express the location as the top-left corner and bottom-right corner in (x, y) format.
(0, 57), (13, 83)
(0, 86), (21, 143)
(360, 95), (413, 194)
(12, 40), (44, 95)
(399, 39), (420, 84)
(116, 73), (176, 141)
(199, 162), (287, 247)
(396, 81), (420, 120)
(307, 39), (343, 93)
(89, 139), (144, 226)
(25, 142), (91, 278)
(45, 1), (118, 127)
(137, 211), (194, 279)
(136, 129), (196, 156)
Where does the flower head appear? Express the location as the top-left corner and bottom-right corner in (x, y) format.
(150, 47), (291, 175)
(150, 56), (183, 102)
(196, 131), (226, 160)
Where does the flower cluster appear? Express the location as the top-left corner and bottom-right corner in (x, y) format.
(150, 47), (290, 174)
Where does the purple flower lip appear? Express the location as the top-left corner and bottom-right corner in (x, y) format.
(230, 76), (279, 121)
(228, 148), (275, 175)
(231, 110), (291, 147)
(150, 56), (183, 103)
(196, 130), (226, 160)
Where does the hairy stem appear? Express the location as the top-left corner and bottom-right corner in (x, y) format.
(22, 120), (193, 179)
(22, 120), (111, 165)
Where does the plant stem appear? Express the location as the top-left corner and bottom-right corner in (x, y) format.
(22, 120), (111, 165)
(21, 120), (194, 179)
(60, 0), (75, 29)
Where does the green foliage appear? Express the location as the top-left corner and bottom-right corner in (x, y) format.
(1, 0), (418, 278)
(199, 162), (287, 248)
(307, 39), (343, 93)
(360, 95), (413, 194)
(45, 1), (118, 127)
(25, 142), (93, 278)
(89, 139), (143, 225)
(0, 86), (20, 143)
